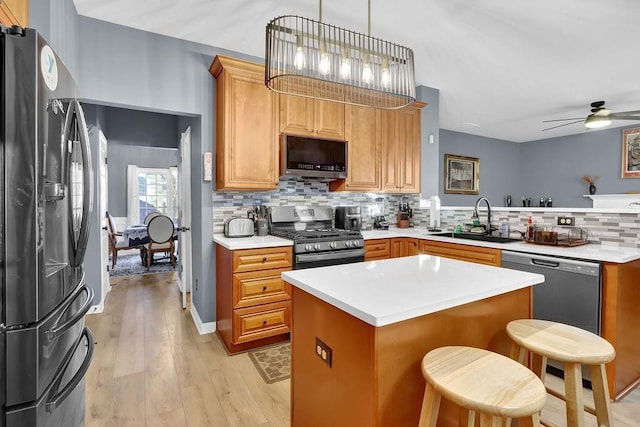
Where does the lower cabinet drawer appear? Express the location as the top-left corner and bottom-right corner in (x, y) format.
(233, 268), (291, 309)
(365, 239), (390, 261)
(233, 301), (291, 344)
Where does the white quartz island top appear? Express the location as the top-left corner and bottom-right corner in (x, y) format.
(282, 254), (544, 327)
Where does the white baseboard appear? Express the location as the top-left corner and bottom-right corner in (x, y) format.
(88, 300), (105, 314)
(87, 282), (111, 315)
(191, 303), (216, 335)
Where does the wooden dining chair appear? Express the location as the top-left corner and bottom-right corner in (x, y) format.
(106, 211), (130, 268)
(146, 214), (176, 269)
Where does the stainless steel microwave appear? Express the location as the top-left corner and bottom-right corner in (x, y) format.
(281, 134), (348, 179)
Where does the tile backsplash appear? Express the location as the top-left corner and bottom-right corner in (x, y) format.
(213, 178), (640, 248)
(213, 177), (421, 232)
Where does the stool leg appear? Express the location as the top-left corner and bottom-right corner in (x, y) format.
(479, 413), (502, 427)
(564, 362), (586, 427)
(589, 363), (613, 427)
(531, 353), (547, 383)
(459, 409), (475, 427)
(510, 342), (527, 364)
(418, 383), (441, 427)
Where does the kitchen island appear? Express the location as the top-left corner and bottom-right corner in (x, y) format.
(282, 255), (544, 426)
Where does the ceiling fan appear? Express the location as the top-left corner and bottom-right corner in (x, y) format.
(542, 101), (640, 131)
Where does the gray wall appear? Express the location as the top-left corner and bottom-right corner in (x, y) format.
(107, 146), (178, 217)
(29, 0), (79, 79)
(440, 125), (639, 208)
(439, 129), (522, 207)
(100, 107), (180, 217)
(520, 126), (636, 207)
(418, 85), (440, 199)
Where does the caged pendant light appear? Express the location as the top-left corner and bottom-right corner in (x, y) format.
(265, 0), (416, 109)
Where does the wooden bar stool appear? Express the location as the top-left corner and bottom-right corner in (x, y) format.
(419, 346), (547, 427)
(506, 319), (616, 427)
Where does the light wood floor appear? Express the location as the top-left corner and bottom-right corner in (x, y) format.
(85, 272), (639, 426)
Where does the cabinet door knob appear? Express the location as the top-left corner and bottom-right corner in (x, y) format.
(262, 286), (267, 292)
(262, 257), (267, 262)
(262, 320), (267, 326)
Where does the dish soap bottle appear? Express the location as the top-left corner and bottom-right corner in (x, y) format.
(501, 220), (509, 237)
(526, 216), (534, 241)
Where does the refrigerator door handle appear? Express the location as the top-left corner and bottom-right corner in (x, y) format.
(69, 100), (94, 267)
(45, 284), (94, 341)
(45, 327), (94, 413)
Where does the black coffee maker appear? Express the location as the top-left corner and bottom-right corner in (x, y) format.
(335, 206), (362, 230)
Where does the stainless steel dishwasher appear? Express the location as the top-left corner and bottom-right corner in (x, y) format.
(501, 251), (602, 384)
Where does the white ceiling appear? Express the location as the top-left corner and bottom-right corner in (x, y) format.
(73, 0), (640, 142)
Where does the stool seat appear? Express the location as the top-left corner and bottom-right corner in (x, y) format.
(507, 319), (615, 364)
(507, 319), (615, 427)
(420, 346), (546, 425)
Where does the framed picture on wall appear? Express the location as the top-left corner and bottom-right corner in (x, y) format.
(444, 154), (479, 194)
(622, 127), (640, 178)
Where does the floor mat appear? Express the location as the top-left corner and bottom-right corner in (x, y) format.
(248, 342), (291, 384)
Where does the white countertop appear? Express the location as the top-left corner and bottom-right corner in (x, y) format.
(362, 229), (640, 263)
(213, 234), (292, 250)
(282, 254), (544, 327)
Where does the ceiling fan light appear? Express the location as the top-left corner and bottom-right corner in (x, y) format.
(585, 114), (611, 129)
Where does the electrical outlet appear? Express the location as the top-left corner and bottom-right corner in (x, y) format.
(557, 216), (575, 226)
(194, 279), (198, 291)
(315, 337), (332, 367)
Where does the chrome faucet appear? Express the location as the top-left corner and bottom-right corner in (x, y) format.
(473, 197), (492, 235)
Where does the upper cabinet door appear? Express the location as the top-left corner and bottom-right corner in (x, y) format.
(330, 105), (380, 192)
(381, 103), (424, 194)
(0, 0), (29, 27)
(210, 56), (279, 191)
(279, 95), (345, 140)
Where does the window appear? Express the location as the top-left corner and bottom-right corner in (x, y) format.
(127, 166), (177, 224)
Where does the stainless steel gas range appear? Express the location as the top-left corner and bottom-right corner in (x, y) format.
(269, 206), (365, 269)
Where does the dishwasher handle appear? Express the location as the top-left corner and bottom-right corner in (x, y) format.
(531, 259), (560, 268)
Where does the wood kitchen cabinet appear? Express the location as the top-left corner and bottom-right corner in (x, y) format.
(0, 0), (28, 27)
(331, 102), (424, 193)
(215, 245), (293, 354)
(419, 239), (501, 266)
(329, 105), (381, 192)
(381, 103), (424, 193)
(209, 56), (279, 191)
(364, 238), (390, 261)
(390, 237), (419, 258)
(279, 94), (344, 140)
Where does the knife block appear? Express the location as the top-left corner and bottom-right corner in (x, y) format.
(397, 212), (410, 228)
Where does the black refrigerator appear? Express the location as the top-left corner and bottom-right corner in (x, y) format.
(1, 26), (94, 426)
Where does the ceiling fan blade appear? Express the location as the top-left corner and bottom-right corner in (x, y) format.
(542, 117), (584, 123)
(611, 114), (640, 121)
(613, 110), (640, 115)
(542, 120), (584, 131)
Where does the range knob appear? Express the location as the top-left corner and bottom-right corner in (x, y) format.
(304, 244), (313, 252)
(314, 243), (321, 251)
(345, 240), (352, 248)
(355, 240), (363, 247)
(329, 242), (337, 249)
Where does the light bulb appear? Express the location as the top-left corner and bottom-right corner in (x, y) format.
(584, 114), (611, 129)
(381, 58), (390, 88)
(362, 62), (373, 84)
(340, 57), (351, 79)
(319, 51), (330, 75)
(294, 47), (306, 70)
(381, 68), (390, 88)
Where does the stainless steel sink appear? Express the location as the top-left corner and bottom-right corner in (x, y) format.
(429, 231), (522, 244)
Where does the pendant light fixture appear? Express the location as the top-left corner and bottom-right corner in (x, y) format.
(265, 0), (416, 109)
